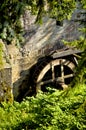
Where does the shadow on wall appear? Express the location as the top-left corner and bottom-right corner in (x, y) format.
(13, 68), (34, 102)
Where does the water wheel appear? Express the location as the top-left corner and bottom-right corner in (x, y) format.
(32, 58), (76, 93)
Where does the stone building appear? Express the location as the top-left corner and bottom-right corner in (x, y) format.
(0, 6), (85, 101)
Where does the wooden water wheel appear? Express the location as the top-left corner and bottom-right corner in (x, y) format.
(32, 58), (76, 93)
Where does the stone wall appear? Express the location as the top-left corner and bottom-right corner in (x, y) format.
(0, 40), (12, 102)
(6, 8), (85, 100)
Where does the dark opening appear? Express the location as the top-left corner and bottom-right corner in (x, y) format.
(56, 20), (63, 26)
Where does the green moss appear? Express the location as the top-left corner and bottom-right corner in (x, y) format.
(0, 69), (13, 103)
(0, 81), (13, 103)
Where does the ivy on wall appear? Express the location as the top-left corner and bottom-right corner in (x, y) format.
(0, 0), (85, 45)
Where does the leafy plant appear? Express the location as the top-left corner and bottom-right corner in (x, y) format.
(63, 25), (86, 84)
(0, 0), (85, 45)
(0, 0), (25, 45)
(0, 83), (86, 130)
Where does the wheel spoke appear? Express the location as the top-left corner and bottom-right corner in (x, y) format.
(60, 60), (65, 82)
(64, 74), (74, 78)
(50, 62), (55, 81)
(39, 79), (53, 85)
(55, 74), (74, 83)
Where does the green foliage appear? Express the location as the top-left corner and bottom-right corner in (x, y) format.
(63, 28), (86, 84)
(0, 0), (25, 45)
(26, 0), (86, 23)
(80, 0), (86, 9)
(28, 0), (76, 22)
(63, 36), (86, 50)
(0, 0), (85, 44)
(0, 84), (86, 130)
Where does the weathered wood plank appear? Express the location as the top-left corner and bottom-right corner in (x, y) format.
(51, 49), (81, 59)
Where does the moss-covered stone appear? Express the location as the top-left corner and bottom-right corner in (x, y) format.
(0, 39), (13, 102)
(0, 81), (13, 103)
(0, 69), (13, 103)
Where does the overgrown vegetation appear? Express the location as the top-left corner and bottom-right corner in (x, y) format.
(0, 84), (86, 130)
(0, 0), (86, 44)
(0, 0), (26, 45)
(63, 27), (86, 84)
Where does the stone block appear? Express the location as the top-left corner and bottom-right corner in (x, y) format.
(0, 68), (13, 102)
